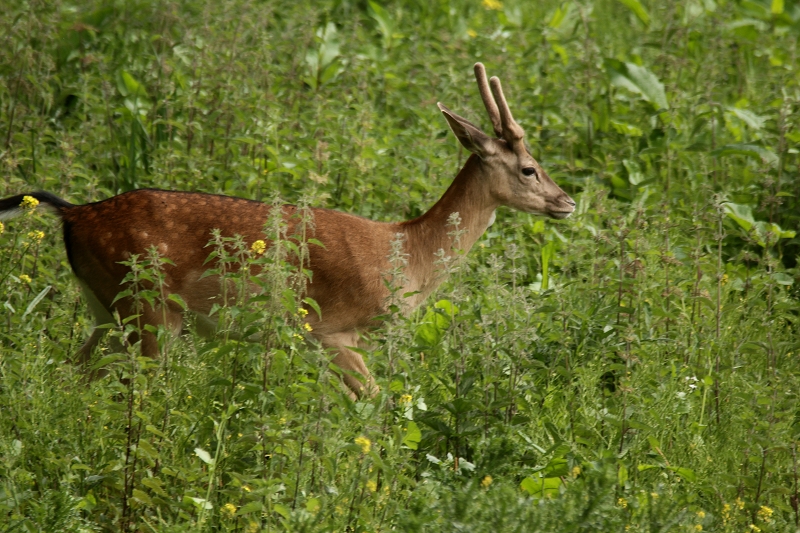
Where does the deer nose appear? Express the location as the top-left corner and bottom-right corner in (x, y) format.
(564, 196), (576, 207)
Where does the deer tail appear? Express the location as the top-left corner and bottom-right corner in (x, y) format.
(0, 192), (74, 221)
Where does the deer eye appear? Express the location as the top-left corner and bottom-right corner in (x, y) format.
(521, 167), (537, 178)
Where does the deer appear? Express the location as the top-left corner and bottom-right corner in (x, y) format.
(0, 63), (575, 398)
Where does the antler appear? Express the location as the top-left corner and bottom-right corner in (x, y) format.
(489, 76), (525, 147)
(474, 63), (503, 138)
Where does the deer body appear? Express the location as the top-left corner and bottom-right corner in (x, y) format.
(0, 64), (575, 397)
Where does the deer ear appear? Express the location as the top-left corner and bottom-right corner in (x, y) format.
(438, 102), (496, 158)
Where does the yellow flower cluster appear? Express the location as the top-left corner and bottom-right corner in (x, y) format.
(221, 502), (237, 518)
(355, 436), (371, 454)
(482, 0), (502, 10)
(366, 480), (378, 492)
(27, 230), (45, 243)
(757, 505), (773, 523)
(399, 394), (412, 405)
(617, 497), (628, 508)
(19, 274), (32, 284)
(0, 221), (4, 235)
(480, 475), (493, 488)
(303, 323), (313, 332)
(297, 308), (309, 318)
(250, 239), (266, 255)
(21, 195), (39, 211)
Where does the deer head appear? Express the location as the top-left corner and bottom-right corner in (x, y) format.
(437, 63), (575, 220)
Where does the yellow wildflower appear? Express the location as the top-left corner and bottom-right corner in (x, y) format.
(696, 510), (705, 519)
(293, 333), (303, 340)
(367, 480), (378, 492)
(399, 394), (412, 405)
(0, 221), (4, 234)
(694, 525), (702, 532)
(480, 475), (493, 488)
(757, 506), (773, 523)
(242, 485), (251, 492)
(250, 239), (266, 255)
(482, 0), (502, 10)
(297, 308), (309, 317)
(467, 29), (477, 38)
(650, 492), (659, 499)
(571, 466), (581, 478)
(355, 436), (371, 454)
(303, 323), (313, 332)
(19, 274), (32, 284)
(246, 521), (259, 533)
(221, 502), (237, 518)
(21, 195), (39, 211)
(617, 497), (628, 508)
(736, 498), (745, 510)
(721, 503), (731, 523)
(749, 525), (761, 533)
(27, 230), (45, 243)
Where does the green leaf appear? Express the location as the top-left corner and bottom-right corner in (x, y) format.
(236, 501), (263, 516)
(369, 1), (394, 49)
(520, 475), (562, 498)
(90, 354), (126, 371)
(616, 0), (650, 26)
(618, 463), (628, 486)
(605, 59), (669, 110)
(772, 0), (784, 15)
(118, 71), (148, 98)
(726, 107), (765, 130)
(712, 144), (778, 167)
(548, 3), (570, 28)
(141, 478), (168, 498)
(611, 121), (644, 137)
(22, 285), (51, 318)
(305, 497), (321, 513)
(723, 202), (755, 231)
(186, 496), (213, 510)
(195, 447), (214, 465)
(168, 293), (188, 311)
(273, 503), (291, 519)
(667, 466), (697, 482)
(402, 421), (422, 450)
(132, 488), (154, 506)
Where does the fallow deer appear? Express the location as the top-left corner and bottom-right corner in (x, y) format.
(0, 63), (575, 397)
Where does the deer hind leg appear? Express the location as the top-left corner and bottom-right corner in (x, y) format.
(318, 331), (379, 399)
(73, 280), (120, 368)
(74, 281), (183, 376)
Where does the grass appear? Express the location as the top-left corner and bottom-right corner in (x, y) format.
(1, 0), (799, 531)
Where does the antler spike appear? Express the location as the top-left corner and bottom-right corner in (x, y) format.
(474, 63), (503, 138)
(489, 76), (525, 144)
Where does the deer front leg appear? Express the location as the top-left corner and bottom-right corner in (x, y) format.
(317, 331), (378, 399)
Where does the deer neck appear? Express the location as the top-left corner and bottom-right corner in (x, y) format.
(398, 154), (498, 307)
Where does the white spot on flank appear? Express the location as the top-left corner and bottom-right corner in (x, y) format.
(488, 210), (496, 227)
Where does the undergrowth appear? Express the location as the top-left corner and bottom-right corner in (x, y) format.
(1, 0), (800, 531)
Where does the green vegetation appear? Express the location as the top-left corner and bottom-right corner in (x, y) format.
(1, 0), (799, 530)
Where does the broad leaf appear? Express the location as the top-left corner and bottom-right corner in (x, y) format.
(712, 143), (778, 167)
(605, 59), (669, 111)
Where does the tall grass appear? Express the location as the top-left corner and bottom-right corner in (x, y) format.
(1, 0), (799, 531)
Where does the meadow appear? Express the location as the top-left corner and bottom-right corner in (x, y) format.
(1, 0), (799, 531)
